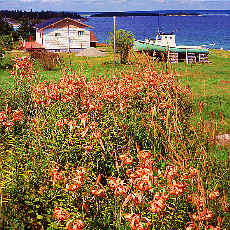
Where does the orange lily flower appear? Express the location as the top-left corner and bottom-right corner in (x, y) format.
(54, 207), (70, 221)
(66, 219), (85, 230)
(119, 154), (133, 165)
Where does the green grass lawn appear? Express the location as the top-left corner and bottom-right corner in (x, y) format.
(164, 49), (230, 175)
(0, 69), (12, 90)
(173, 50), (230, 97)
(170, 50), (230, 132)
(31, 52), (137, 82)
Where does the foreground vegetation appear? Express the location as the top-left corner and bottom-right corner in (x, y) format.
(0, 50), (229, 229)
(1, 49), (230, 129)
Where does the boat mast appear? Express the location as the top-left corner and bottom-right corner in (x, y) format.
(155, 11), (161, 42)
(113, 16), (116, 65)
(157, 11), (160, 34)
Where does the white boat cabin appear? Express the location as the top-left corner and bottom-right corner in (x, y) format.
(155, 33), (176, 47)
(35, 17), (97, 52)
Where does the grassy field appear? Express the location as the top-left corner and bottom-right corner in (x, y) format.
(2, 49), (230, 90)
(172, 50), (230, 132)
(173, 50), (230, 97)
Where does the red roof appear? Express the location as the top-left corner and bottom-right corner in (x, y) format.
(90, 31), (98, 42)
(35, 17), (93, 30)
(23, 41), (44, 50)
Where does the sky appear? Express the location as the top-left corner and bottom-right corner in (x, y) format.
(1, 0), (230, 12)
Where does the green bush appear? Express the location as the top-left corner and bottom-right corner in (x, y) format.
(0, 54), (13, 69)
(0, 35), (13, 51)
(108, 29), (135, 64)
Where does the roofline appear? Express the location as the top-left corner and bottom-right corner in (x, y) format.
(37, 17), (93, 30)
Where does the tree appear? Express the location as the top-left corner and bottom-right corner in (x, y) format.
(108, 29), (135, 64)
(0, 16), (14, 69)
(0, 16), (14, 35)
(17, 18), (35, 40)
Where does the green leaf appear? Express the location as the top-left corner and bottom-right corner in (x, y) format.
(37, 215), (43, 220)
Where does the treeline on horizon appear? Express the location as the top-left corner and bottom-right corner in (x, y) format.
(0, 10), (202, 21)
(90, 11), (200, 17)
(0, 10), (84, 22)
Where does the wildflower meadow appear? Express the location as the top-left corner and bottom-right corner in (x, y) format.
(0, 55), (229, 230)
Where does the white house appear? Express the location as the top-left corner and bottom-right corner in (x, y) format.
(34, 17), (98, 52)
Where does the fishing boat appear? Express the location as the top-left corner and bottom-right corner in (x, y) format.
(134, 32), (209, 63)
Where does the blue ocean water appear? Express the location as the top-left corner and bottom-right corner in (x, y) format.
(84, 10), (230, 50)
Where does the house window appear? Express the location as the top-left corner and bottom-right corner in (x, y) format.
(55, 33), (61, 37)
(78, 31), (84, 36)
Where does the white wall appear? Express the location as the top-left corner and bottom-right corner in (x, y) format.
(36, 30), (42, 45)
(40, 26), (90, 50)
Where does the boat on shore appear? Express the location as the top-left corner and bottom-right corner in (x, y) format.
(134, 32), (209, 63)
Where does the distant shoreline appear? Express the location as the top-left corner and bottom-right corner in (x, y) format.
(90, 12), (202, 17)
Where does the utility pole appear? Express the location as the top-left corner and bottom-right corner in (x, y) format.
(186, 48), (188, 64)
(67, 19), (70, 53)
(113, 16), (116, 65)
(157, 11), (160, 34)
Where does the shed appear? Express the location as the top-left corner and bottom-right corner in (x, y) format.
(3, 18), (20, 31)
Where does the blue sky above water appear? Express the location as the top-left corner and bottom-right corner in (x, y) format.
(1, 0), (230, 12)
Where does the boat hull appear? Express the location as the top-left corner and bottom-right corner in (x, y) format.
(133, 41), (209, 54)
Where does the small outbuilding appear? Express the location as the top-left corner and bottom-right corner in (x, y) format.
(3, 18), (20, 31)
(34, 17), (98, 53)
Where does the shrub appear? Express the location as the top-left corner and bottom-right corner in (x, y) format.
(30, 50), (62, 70)
(0, 35), (14, 69)
(0, 54), (14, 69)
(0, 35), (13, 51)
